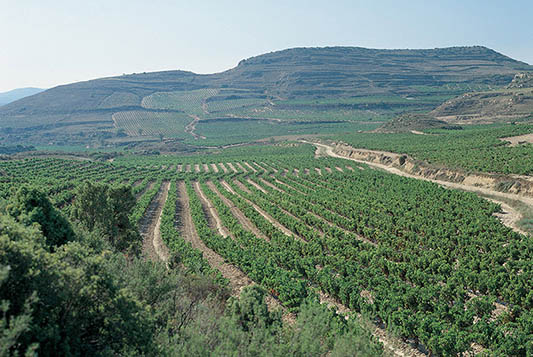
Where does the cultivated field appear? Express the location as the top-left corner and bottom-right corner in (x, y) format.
(2, 143), (533, 356)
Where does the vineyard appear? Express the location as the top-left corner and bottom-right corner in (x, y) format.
(335, 124), (533, 175)
(112, 110), (192, 138)
(2, 143), (533, 356)
(141, 88), (219, 114)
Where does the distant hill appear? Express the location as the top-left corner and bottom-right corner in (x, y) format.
(1, 46), (531, 147)
(0, 87), (44, 106)
(431, 73), (533, 124)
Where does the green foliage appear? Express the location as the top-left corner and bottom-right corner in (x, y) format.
(0, 266), (38, 357)
(6, 186), (74, 248)
(335, 124), (533, 175)
(226, 286), (281, 332)
(160, 182), (227, 283)
(0, 214), (155, 356)
(71, 181), (141, 254)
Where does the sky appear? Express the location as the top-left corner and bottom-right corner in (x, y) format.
(1, 0), (532, 92)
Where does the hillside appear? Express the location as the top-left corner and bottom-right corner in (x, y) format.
(0, 87), (44, 106)
(1, 46), (531, 148)
(431, 87), (533, 124)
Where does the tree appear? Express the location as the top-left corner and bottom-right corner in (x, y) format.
(0, 213), (155, 356)
(226, 285), (280, 332)
(71, 182), (141, 254)
(6, 186), (74, 249)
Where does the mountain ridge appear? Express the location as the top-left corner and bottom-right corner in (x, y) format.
(1, 45), (531, 147)
(0, 87), (45, 107)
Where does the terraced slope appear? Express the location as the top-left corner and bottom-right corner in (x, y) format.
(1, 46), (531, 147)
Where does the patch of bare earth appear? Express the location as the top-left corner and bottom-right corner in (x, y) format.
(202, 163), (209, 172)
(210, 163), (219, 173)
(500, 133), (533, 147)
(139, 181), (171, 262)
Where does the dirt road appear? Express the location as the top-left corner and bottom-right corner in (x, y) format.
(304, 140), (532, 236)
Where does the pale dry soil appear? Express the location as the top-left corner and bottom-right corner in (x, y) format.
(185, 114), (206, 140)
(304, 141), (533, 237)
(500, 133), (533, 147)
(139, 181), (171, 263)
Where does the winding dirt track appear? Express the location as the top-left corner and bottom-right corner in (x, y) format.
(185, 114), (206, 140)
(306, 141), (532, 237)
(140, 181), (171, 262)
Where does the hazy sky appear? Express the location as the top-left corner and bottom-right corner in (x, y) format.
(1, 0), (532, 92)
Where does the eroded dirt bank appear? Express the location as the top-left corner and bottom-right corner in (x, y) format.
(303, 140), (533, 236)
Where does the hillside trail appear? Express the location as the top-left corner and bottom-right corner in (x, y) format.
(185, 114), (206, 140)
(139, 181), (171, 263)
(303, 140), (532, 237)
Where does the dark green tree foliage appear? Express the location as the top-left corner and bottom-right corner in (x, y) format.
(6, 186), (74, 248)
(71, 182), (140, 254)
(0, 213), (155, 356)
(226, 285), (281, 332)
